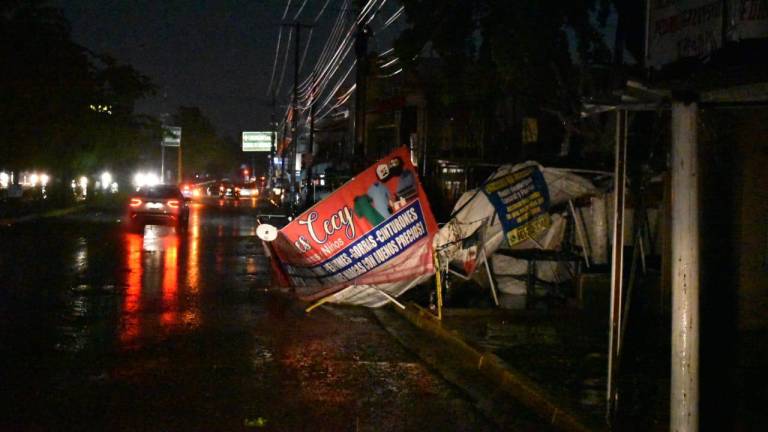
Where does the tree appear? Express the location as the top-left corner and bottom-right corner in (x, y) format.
(394, 0), (618, 163)
(0, 1), (156, 182)
(171, 106), (239, 179)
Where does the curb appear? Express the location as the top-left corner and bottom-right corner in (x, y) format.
(0, 205), (84, 226)
(394, 302), (597, 432)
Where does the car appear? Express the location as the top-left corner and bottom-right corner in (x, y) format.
(237, 182), (259, 198)
(127, 184), (190, 231)
(218, 181), (240, 199)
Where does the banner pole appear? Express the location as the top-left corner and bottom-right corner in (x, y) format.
(434, 253), (443, 321)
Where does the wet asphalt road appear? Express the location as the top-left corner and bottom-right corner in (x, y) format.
(0, 198), (499, 431)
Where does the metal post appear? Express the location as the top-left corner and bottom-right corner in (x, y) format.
(607, 109), (627, 422)
(670, 101), (699, 432)
(161, 145), (166, 183)
(270, 97), (276, 184)
(177, 142), (182, 183)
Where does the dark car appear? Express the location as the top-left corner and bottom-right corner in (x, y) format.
(128, 185), (189, 231)
(218, 181), (240, 199)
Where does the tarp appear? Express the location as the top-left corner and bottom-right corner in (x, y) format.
(271, 147), (438, 303)
(435, 161), (599, 277)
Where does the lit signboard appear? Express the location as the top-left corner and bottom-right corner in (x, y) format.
(162, 126), (181, 147)
(242, 131), (274, 152)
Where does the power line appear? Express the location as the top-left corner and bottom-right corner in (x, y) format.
(276, 27), (294, 97)
(266, 26), (284, 96)
(314, 0), (334, 22)
(297, 0), (350, 96)
(298, 27), (314, 74)
(383, 5), (403, 29)
(292, 0), (309, 20)
(281, 0), (293, 19)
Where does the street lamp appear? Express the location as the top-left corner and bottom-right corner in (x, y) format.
(100, 172), (112, 190)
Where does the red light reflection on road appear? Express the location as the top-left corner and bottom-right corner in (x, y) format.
(120, 223), (198, 347)
(183, 204), (202, 328)
(160, 235), (179, 327)
(120, 233), (143, 345)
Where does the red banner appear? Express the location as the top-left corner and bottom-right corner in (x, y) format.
(271, 147), (438, 302)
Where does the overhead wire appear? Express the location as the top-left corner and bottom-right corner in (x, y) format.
(383, 5), (403, 29)
(297, 0), (350, 96)
(364, 0), (389, 26)
(314, 0), (333, 22)
(298, 27), (314, 74)
(297, 5), (361, 103)
(266, 27), (284, 96)
(292, 0), (309, 20)
(281, 0), (293, 19)
(313, 60), (357, 119)
(315, 83), (356, 122)
(282, 0), (390, 133)
(275, 27), (294, 97)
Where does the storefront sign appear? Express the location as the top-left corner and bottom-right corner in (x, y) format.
(647, 0), (723, 68)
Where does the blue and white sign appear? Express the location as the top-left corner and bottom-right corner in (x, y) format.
(482, 166), (551, 246)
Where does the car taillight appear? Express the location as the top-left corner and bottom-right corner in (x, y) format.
(167, 199), (179, 208)
(130, 198), (142, 207)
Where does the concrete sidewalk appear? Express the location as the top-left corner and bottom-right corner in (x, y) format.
(375, 302), (605, 432)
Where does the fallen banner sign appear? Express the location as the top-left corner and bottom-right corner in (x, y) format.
(270, 147), (439, 303)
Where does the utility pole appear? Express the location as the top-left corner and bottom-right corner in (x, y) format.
(161, 144), (165, 182)
(281, 21), (312, 213)
(270, 96), (276, 185)
(354, 19), (371, 161)
(309, 71), (316, 156)
(670, 101), (700, 432)
(291, 22), (301, 214)
(177, 142), (182, 183)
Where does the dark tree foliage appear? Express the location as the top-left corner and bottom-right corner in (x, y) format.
(394, 0), (619, 162)
(0, 1), (156, 178)
(171, 106), (240, 179)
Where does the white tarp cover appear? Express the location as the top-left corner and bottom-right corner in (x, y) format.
(434, 161), (599, 278)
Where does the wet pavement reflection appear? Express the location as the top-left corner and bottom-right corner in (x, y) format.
(0, 197), (501, 431)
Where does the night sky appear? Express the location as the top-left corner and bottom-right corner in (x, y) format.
(52, 1), (403, 140)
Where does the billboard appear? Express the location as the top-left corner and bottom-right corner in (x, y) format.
(242, 131), (274, 152)
(269, 147), (438, 302)
(728, 0), (768, 41)
(162, 126), (181, 147)
(482, 165), (551, 246)
(647, 0), (723, 68)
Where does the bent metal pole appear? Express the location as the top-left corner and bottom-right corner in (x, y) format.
(670, 101), (700, 432)
(606, 109), (627, 422)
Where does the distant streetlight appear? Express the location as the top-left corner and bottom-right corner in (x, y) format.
(100, 172), (112, 190)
